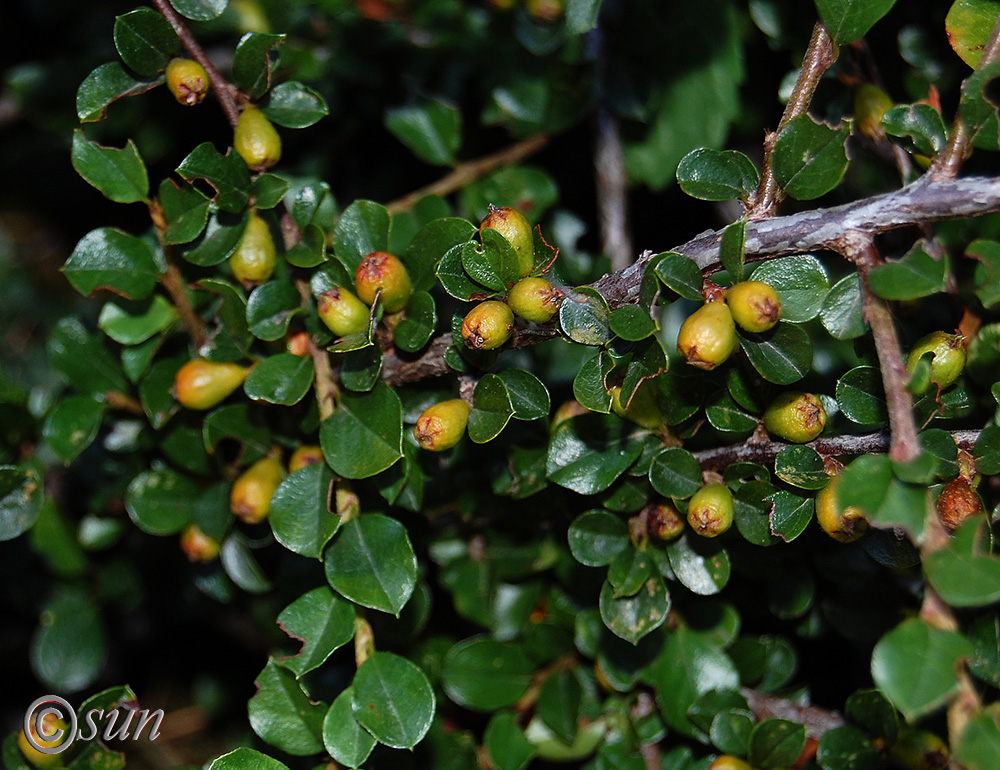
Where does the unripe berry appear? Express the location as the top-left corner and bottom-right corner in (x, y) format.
(677, 301), (737, 370)
(18, 711), (67, 768)
(173, 359), (249, 410)
(288, 445), (324, 473)
(687, 483), (735, 538)
(180, 524), (221, 562)
(645, 501), (685, 541)
(318, 287), (370, 336)
(889, 728), (949, 770)
(507, 276), (561, 322)
(234, 104), (282, 171)
(610, 383), (664, 430)
(526, 0), (564, 22)
(763, 391), (826, 443)
(708, 757), (753, 770)
(462, 300), (515, 350)
(414, 399), (470, 451)
(230, 212), (276, 287)
(726, 280), (782, 333)
(165, 58), (210, 106)
(355, 251), (412, 312)
(935, 477), (983, 532)
(230, 455), (284, 524)
(480, 204), (534, 278)
(906, 332), (966, 389)
(815, 475), (868, 543)
(854, 83), (894, 142)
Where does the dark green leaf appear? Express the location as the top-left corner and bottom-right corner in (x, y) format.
(277, 586), (355, 676)
(969, 239), (1000, 309)
(610, 305), (657, 341)
(436, 243), (486, 300)
(77, 62), (162, 122)
(649, 448), (703, 500)
(246, 281), (301, 341)
(838, 454), (929, 539)
(323, 688), (376, 768)
(232, 33), (285, 99)
(42, 396), (105, 463)
(845, 689), (898, 742)
(497, 368), (550, 421)
(536, 669), (581, 744)
(547, 414), (644, 494)
(568, 510), (629, 567)
(386, 97), (462, 166)
(748, 718), (807, 770)
(462, 230), (520, 291)
(816, 726), (880, 770)
(653, 252), (704, 301)
(334, 200), (390, 273)
(263, 81), (330, 128)
(405, 217), (477, 292)
(676, 148), (759, 201)
(706, 391), (758, 434)
(170, 0), (227, 21)
(395, 291), (437, 353)
(667, 534), (731, 595)
(751, 255), (829, 323)
(248, 659), (325, 755)
(738, 323), (812, 384)
(195, 278), (252, 362)
(30, 587), (106, 692)
(202, 403), (272, 464)
(925, 521), (1000, 607)
(159, 179), (210, 245)
(64, 228), (161, 300)
(956, 710), (1000, 770)
(868, 243), (947, 300)
(221, 534), (272, 593)
(321, 382), (402, 478)
(244, 353), (314, 406)
(286, 223), (326, 268)
(469, 373), (515, 443)
(0, 466), (44, 541)
(253, 173), (291, 210)
(836, 366), (887, 425)
(113, 8), (179, 76)
(559, 287), (611, 346)
(98, 295), (177, 345)
(883, 104), (948, 156)
(769, 489), (813, 542)
(209, 748), (289, 770)
(772, 115), (850, 200)
(125, 468), (197, 535)
(177, 142), (252, 214)
(959, 57), (1000, 150)
(573, 350), (613, 413)
(139, 356), (183, 429)
(720, 219), (747, 283)
(775, 446), (829, 490)
(270, 464), (341, 559)
(485, 711), (537, 770)
(599, 574), (669, 644)
(340, 344), (383, 392)
(72, 131), (149, 203)
(442, 636), (535, 711)
(820, 272), (867, 340)
(815, 0), (897, 43)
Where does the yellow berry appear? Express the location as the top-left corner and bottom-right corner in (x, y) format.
(677, 301), (737, 370)
(646, 501), (685, 541)
(229, 212), (276, 287)
(234, 104), (281, 171)
(815, 475), (868, 543)
(180, 524), (221, 562)
(889, 728), (949, 770)
(414, 399), (470, 451)
(18, 711), (67, 769)
(173, 360), (249, 410)
(480, 205), (534, 278)
(763, 391), (827, 443)
(906, 332), (966, 389)
(687, 483), (734, 538)
(462, 300), (515, 350)
(507, 276), (561, 323)
(708, 757), (753, 770)
(288, 445), (324, 473)
(726, 280), (782, 333)
(318, 287), (370, 336)
(230, 455), (284, 524)
(165, 58), (209, 106)
(610, 382), (664, 430)
(355, 251), (413, 312)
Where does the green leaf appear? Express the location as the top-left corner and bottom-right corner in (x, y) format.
(321, 382), (403, 478)
(537, 669), (581, 744)
(969, 239), (1000, 309)
(566, 0), (602, 33)
(202, 403), (272, 464)
(845, 689), (898, 742)
(815, 0), (897, 44)
(653, 252), (704, 301)
(871, 617), (973, 722)
(76, 62), (162, 122)
(352, 652), (435, 749)
(959, 57), (1000, 150)
(956, 710), (1000, 770)
(42, 396), (105, 463)
(244, 353), (315, 406)
(195, 277), (252, 361)
(253, 173), (291, 210)
(610, 305), (657, 341)
(30, 587), (106, 692)
(868, 243), (947, 300)
(159, 179), (210, 245)
(277, 586), (355, 676)
(48, 317), (129, 396)
(246, 281), (301, 341)
(608, 546), (653, 598)
(485, 711), (537, 770)
(599, 573), (670, 644)
(676, 148), (759, 201)
(573, 351), (613, 413)
(836, 366), (887, 424)
(547, 414), (644, 495)
(769, 489), (813, 542)
(748, 718), (807, 770)
(221, 535), (272, 594)
(443, 636), (534, 711)
(340, 345), (383, 392)
(462, 230), (520, 291)
(774, 446), (829, 490)
(334, 200), (390, 273)
(286, 223), (325, 268)
(838, 454), (929, 539)
(99, 295), (177, 345)
(925, 521), (1000, 607)
(568, 510), (629, 568)
(772, 115), (850, 200)
(559, 287), (611, 346)
(170, 0), (228, 21)
(469, 373), (515, 443)
(946, 0), (1000, 67)
(125, 468), (197, 535)
(498, 368), (551, 421)
(667, 534), (731, 595)
(395, 291), (437, 353)
(386, 97), (462, 166)
(177, 143), (252, 214)
(248, 659), (325, 756)
(233, 33), (285, 99)
(975, 422), (1000, 475)
(751, 255), (829, 323)
(113, 8), (179, 76)
(720, 219), (747, 283)
(649, 448), (703, 500)
(72, 131), (149, 204)
(139, 356), (183, 429)
(64, 228), (161, 300)
(263, 81), (330, 128)
(324, 688), (376, 768)
(436, 243), (486, 300)
(0, 466), (44, 541)
(820, 272), (867, 340)
(882, 104), (948, 156)
(405, 217), (476, 292)
(209, 748), (289, 770)
(270, 464), (341, 559)
(738, 323), (812, 384)
(324, 513), (417, 614)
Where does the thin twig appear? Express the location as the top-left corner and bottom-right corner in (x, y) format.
(385, 135), (549, 215)
(295, 279), (338, 419)
(742, 689), (846, 740)
(105, 390), (145, 415)
(595, 104), (633, 271)
(932, 13), (1000, 179)
(161, 259), (208, 351)
(151, 0), (241, 127)
(753, 22), (837, 217)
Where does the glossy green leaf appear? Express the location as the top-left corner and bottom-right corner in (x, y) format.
(442, 636), (534, 711)
(246, 281), (301, 341)
(405, 217), (476, 292)
(221, 535), (272, 593)
(711, 709), (755, 756)
(649, 448), (703, 499)
(838, 454), (929, 538)
(64, 228), (160, 300)
(610, 305), (657, 341)
(244, 353), (314, 406)
(738, 323), (812, 384)
(720, 219), (747, 283)
(536, 669), (581, 744)
(975, 422), (1000, 475)
(820, 272), (867, 340)
(321, 382), (402, 478)
(334, 200), (390, 273)
(159, 179), (210, 245)
(30, 587), (106, 692)
(340, 344), (383, 392)
(959, 57), (1000, 150)
(202, 403), (272, 464)
(436, 243), (487, 300)
(751, 255), (828, 323)
(42, 396), (105, 463)
(462, 230), (520, 291)
(653, 252), (704, 301)
(170, 0), (228, 21)
(836, 366), (887, 424)
(0, 466), (44, 541)
(263, 81), (330, 128)
(547, 414), (644, 494)
(815, 0), (897, 43)
(233, 33), (284, 99)
(608, 546), (653, 598)
(969, 239), (1000, 309)
(676, 148), (759, 201)
(868, 243), (947, 300)
(248, 659), (325, 755)
(573, 351), (613, 413)
(324, 513), (417, 614)
(125, 468), (197, 535)
(139, 356), (183, 429)
(177, 142), (252, 214)
(748, 718), (807, 770)
(871, 617), (973, 722)
(559, 287), (611, 346)
(72, 131), (148, 204)
(667, 535), (731, 595)
(76, 62), (161, 122)
(497, 368), (550, 421)
(485, 711), (537, 770)
(768, 489), (813, 542)
(775, 446), (829, 489)
(277, 586), (355, 676)
(925, 521), (1000, 607)
(323, 688), (376, 768)
(882, 104), (948, 156)
(99, 295), (177, 345)
(209, 748), (289, 770)
(706, 391), (758, 434)
(772, 115), (850, 200)
(845, 689), (898, 742)
(946, 0), (1000, 67)
(386, 97), (462, 166)
(469, 373), (515, 443)
(395, 291), (437, 353)
(253, 173), (291, 209)
(270, 464), (341, 559)
(599, 574), (669, 644)
(956, 710), (1000, 770)
(195, 278), (252, 361)
(113, 8), (179, 76)
(568, 510), (629, 567)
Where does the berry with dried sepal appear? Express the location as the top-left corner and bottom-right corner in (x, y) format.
(646, 501), (685, 541)
(174, 360), (249, 410)
(936, 477), (983, 531)
(462, 300), (515, 350)
(414, 399), (470, 451)
(234, 104), (281, 170)
(318, 287), (370, 336)
(889, 728), (949, 770)
(906, 331), (966, 389)
(230, 455), (285, 524)
(288, 445), (324, 473)
(166, 58), (209, 106)
(815, 475), (869, 543)
(726, 280), (782, 333)
(677, 301), (737, 370)
(708, 757), (753, 770)
(230, 212), (276, 287)
(18, 710), (67, 769)
(763, 391), (827, 443)
(507, 276), (561, 322)
(355, 251), (412, 312)
(480, 204), (534, 277)
(610, 382), (664, 430)
(687, 483), (735, 538)
(180, 524), (221, 562)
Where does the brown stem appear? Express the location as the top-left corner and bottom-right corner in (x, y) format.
(354, 612), (375, 668)
(161, 258), (208, 351)
(753, 23), (837, 217)
(385, 135), (549, 215)
(295, 279), (338, 420)
(151, 0), (241, 127)
(105, 390), (145, 416)
(932, 13), (1000, 179)
(595, 105), (633, 271)
(742, 688), (845, 740)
